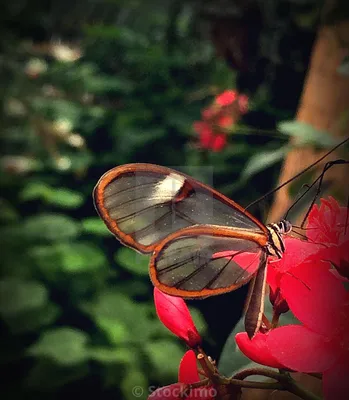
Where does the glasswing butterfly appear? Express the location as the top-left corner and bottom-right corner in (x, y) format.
(93, 137), (349, 339)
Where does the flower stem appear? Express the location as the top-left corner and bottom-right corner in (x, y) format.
(280, 375), (322, 400)
(233, 367), (281, 381)
(228, 378), (284, 391)
(232, 368), (322, 400)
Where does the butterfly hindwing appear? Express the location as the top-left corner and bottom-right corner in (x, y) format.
(149, 225), (267, 299)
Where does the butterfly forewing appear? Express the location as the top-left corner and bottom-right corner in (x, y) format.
(93, 164), (267, 253)
(149, 226), (267, 298)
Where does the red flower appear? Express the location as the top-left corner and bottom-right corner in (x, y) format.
(210, 134), (227, 152)
(217, 115), (234, 128)
(193, 122), (214, 148)
(306, 197), (349, 245)
(267, 261), (349, 400)
(193, 121), (227, 152)
(153, 288), (201, 347)
(266, 236), (324, 314)
(306, 197), (349, 280)
(237, 258), (349, 399)
(215, 90), (237, 106)
(235, 331), (285, 368)
(235, 198), (349, 398)
(149, 350), (215, 399)
(193, 89), (249, 152)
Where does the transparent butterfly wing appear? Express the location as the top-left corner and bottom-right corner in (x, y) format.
(93, 164), (266, 253)
(149, 226), (267, 298)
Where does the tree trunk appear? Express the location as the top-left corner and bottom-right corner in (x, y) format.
(268, 22), (349, 224)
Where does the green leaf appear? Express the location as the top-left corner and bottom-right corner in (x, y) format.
(0, 198), (20, 222)
(25, 360), (89, 390)
(22, 214), (80, 241)
(20, 182), (50, 201)
(144, 340), (184, 381)
(83, 290), (153, 343)
(46, 188), (84, 208)
(30, 242), (107, 274)
(86, 75), (134, 94)
(241, 146), (290, 180)
(277, 121), (338, 147)
(114, 247), (150, 276)
(81, 217), (110, 236)
(89, 347), (138, 365)
(121, 369), (148, 400)
(96, 317), (130, 345)
(28, 327), (89, 365)
(3, 303), (60, 334)
(21, 183), (84, 208)
(0, 278), (48, 316)
(56, 242), (107, 273)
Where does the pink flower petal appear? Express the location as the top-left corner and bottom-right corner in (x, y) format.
(316, 241), (349, 280)
(154, 288), (201, 347)
(271, 237), (323, 273)
(307, 197), (349, 245)
(280, 260), (347, 337)
(213, 250), (260, 275)
(211, 134), (227, 152)
(267, 263), (281, 292)
(215, 90), (237, 106)
(268, 325), (339, 373)
(178, 350), (199, 384)
(235, 332), (285, 368)
(322, 354), (349, 400)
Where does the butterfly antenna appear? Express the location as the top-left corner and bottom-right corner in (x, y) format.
(283, 183), (314, 221)
(284, 159), (347, 225)
(291, 229), (309, 241)
(245, 136), (349, 211)
(299, 159), (349, 228)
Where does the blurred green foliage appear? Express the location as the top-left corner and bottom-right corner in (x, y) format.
(0, 2), (234, 398)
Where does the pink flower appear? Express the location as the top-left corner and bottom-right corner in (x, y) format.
(215, 90), (237, 106)
(210, 133), (227, 152)
(235, 331), (285, 368)
(267, 261), (349, 400)
(193, 121), (227, 152)
(306, 197), (349, 280)
(306, 197), (349, 245)
(236, 252), (349, 399)
(154, 288), (201, 347)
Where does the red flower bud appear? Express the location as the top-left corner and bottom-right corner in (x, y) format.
(154, 288), (201, 347)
